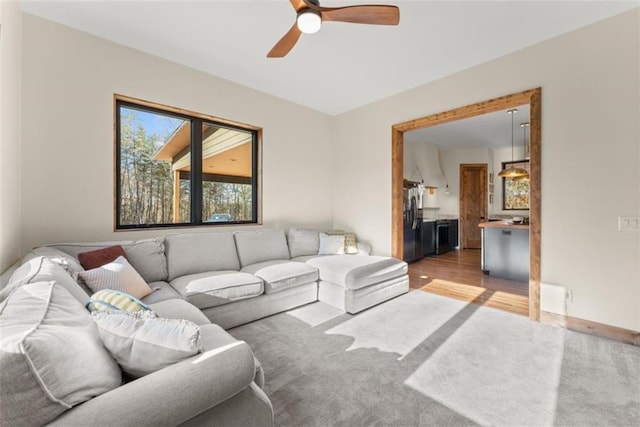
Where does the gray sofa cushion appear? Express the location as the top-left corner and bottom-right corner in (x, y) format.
(306, 255), (408, 290)
(241, 260), (319, 294)
(171, 271), (264, 309)
(287, 228), (320, 258)
(234, 229), (290, 267)
(5, 256), (89, 305)
(148, 299), (211, 325)
(141, 281), (182, 305)
(91, 310), (202, 378)
(165, 232), (240, 281)
(51, 237), (168, 283)
(22, 247), (85, 275)
(291, 254), (324, 263)
(0, 281), (121, 426)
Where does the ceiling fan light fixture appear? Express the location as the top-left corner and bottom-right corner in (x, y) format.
(297, 9), (322, 34)
(268, 0), (399, 57)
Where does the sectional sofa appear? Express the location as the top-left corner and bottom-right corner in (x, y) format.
(0, 227), (409, 425)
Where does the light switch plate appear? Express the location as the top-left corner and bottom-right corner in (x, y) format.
(618, 216), (640, 231)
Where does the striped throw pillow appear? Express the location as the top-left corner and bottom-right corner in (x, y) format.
(78, 256), (153, 299)
(87, 289), (153, 314)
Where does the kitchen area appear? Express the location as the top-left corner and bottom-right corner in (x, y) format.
(402, 106), (532, 301)
(403, 180), (459, 263)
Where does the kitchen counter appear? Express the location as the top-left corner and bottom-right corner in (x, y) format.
(478, 221), (529, 230)
(423, 216), (459, 222)
(479, 221), (529, 283)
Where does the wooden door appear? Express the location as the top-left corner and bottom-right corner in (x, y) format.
(459, 164), (488, 249)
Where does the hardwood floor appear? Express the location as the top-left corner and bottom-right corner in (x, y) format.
(409, 249), (529, 316)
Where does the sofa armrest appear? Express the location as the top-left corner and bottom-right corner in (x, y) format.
(49, 339), (256, 426)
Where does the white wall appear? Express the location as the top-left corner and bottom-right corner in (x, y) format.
(439, 147), (492, 216)
(403, 140), (441, 187)
(403, 139), (443, 209)
(0, 1), (22, 272)
(20, 14), (335, 252)
(333, 10), (640, 331)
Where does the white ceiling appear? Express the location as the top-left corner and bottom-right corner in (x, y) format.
(21, 0), (638, 116)
(404, 104), (531, 149)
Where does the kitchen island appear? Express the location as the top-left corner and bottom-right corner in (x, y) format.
(478, 221), (529, 283)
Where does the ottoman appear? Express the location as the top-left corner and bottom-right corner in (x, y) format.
(306, 255), (409, 314)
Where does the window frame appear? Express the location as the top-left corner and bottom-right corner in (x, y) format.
(114, 94), (262, 230)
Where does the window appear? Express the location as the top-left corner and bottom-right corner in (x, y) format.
(502, 160), (530, 210)
(115, 96), (260, 229)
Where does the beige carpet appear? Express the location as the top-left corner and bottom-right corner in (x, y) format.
(230, 291), (640, 426)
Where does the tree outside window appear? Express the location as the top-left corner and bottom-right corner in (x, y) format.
(502, 160), (530, 210)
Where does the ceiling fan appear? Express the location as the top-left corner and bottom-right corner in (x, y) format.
(267, 0), (400, 58)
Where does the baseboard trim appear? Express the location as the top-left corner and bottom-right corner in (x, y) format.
(541, 311), (640, 346)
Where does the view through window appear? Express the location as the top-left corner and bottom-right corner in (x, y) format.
(502, 160), (530, 210)
(115, 97), (259, 229)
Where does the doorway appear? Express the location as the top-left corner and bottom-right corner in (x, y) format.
(459, 164), (488, 249)
(391, 88), (541, 321)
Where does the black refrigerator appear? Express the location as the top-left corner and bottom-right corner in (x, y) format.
(403, 181), (423, 262)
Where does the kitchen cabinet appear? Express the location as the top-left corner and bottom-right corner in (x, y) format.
(422, 221), (436, 256)
(449, 219), (459, 249)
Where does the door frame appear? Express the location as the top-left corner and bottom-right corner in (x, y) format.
(459, 163), (488, 249)
(391, 88), (542, 321)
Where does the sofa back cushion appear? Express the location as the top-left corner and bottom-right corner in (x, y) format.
(51, 237), (168, 282)
(287, 228), (321, 258)
(21, 246), (85, 275)
(165, 232), (241, 281)
(0, 281), (122, 426)
(234, 228), (290, 267)
(4, 256), (90, 305)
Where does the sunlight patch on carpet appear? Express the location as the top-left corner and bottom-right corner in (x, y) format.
(325, 291), (467, 359)
(286, 302), (344, 327)
(405, 307), (566, 426)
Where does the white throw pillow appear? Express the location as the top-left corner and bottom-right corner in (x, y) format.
(78, 256), (153, 299)
(0, 281), (122, 426)
(91, 310), (202, 378)
(318, 233), (345, 255)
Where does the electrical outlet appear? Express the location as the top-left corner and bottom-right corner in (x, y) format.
(618, 216), (640, 231)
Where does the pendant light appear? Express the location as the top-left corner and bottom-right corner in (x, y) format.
(513, 122), (531, 181)
(498, 109), (529, 179)
(521, 122), (530, 159)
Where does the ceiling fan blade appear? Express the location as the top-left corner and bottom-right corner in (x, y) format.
(321, 5), (400, 25)
(289, 0), (307, 12)
(267, 23), (302, 58)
